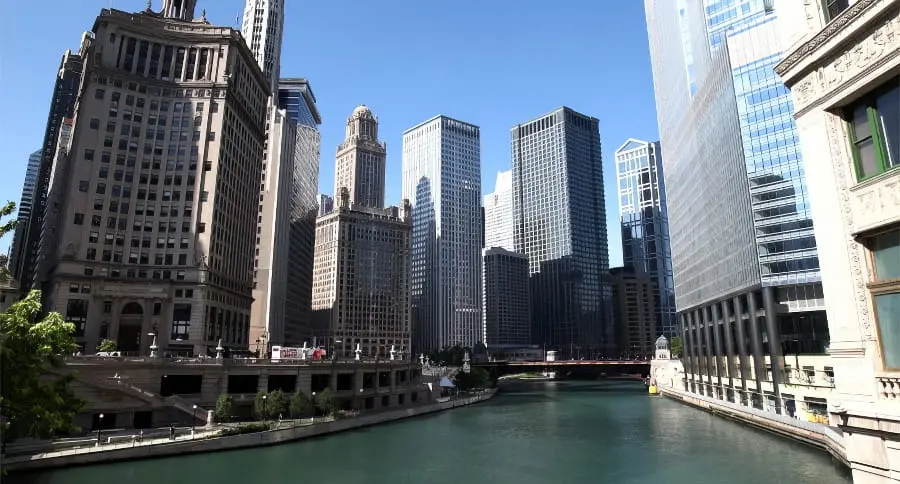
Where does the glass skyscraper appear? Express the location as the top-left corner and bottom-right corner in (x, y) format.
(615, 139), (676, 338)
(278, 78), (321, 345)
(646, 0), (829, 412)
(511, 107), (611, 357)
(402, 115), (483, 353)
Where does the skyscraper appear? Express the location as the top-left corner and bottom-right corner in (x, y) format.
(402, 116), (483, 352)
(278, 79), (322, 346)
(511, 107), (611, 357)
(39, 1), (270, 356)
(615, 139), (675, 337)
(15, 45), (85, 291)
(645, 0), (829, 413)
(243, 1), (321, 349)
(610, 267), (658, 359)
(483, 170), (514, 251)
(312, 106), (411, 358)
(8, 151), (42, 279)
(482, 247), (530, 347)
(241, 0), (284, 94)
(335, 105), (387, 208)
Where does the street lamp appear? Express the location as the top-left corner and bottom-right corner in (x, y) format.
(96, 413), (105, 445)
(148, 332), (159, 358)
(262, 394), (268, 424)
(192, 404), (198, 434)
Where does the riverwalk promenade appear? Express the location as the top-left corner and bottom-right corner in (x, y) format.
(3, 390), (496, 472)
(658, 384), (848, 467)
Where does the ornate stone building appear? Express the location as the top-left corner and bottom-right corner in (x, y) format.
(335, 105), (387, 209)
(40, 1), (269, 356)
(775, 0), (900, 481)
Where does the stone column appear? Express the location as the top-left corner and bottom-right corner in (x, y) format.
(711, 303), (725, 399)
(702, 307), (715, 395)
(732, 295), (750, 403)
(747, 291), (765, 408)
(721, 299), (736, 394)
(257, 371), (269, 394)
(763, 286), (783, 414)
(681, 313), (693, 391)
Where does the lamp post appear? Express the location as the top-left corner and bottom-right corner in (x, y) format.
(262, 394), (267, 425)
(96, 413), (105, 445)
(148, 332), (158, 358)
(192, 404), (197, 434)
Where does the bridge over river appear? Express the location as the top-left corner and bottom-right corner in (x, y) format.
(474, 359), (652, 379)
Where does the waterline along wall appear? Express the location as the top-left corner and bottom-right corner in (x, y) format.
(4, 391), (495, 472)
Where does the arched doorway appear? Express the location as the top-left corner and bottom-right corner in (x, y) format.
(117, 302), (144, 353)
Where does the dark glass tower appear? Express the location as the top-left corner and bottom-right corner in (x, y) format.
(511, 107), (611, 357)
(278, 78), (321, 345)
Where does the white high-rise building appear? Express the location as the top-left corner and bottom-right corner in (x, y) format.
(483, 170), (513, 251)
(241, 0), (284, 94)
(402, 116), (483, 352)
(242, 0), (321, 349)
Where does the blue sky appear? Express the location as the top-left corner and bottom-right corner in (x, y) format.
(0, 0), (660, 267)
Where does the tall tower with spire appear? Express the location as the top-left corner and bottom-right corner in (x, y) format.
(335, 105), (387, 209)
(240, 0), (284, 94)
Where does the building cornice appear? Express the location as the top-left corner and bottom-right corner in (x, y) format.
(775, 0), (889, 80)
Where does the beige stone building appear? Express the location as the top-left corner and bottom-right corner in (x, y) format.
(311, 106), (411, 358)
(311, 191), (412, 359)
(335, 105), (387, 209)
(775, 0), (900, 481)
(38, 1), (269, 357)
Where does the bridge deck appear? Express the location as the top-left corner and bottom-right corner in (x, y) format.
(475, 360), (650, 367)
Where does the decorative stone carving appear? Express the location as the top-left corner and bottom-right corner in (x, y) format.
(776, 0), (884, 76)
(824, 113), (873, 340)
(789, 7), (900, 112)
(851, 175), (900, 231)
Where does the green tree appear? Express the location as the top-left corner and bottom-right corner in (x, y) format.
(669, 336), (684, 358)
(1, 290), (83, 445)
(96, 338), (117, 353)
(267, 389), (287, 418)
(0, 201), (16, 284)
(288, 391), (313, 418)
(453, 367), (490, 391)
(214, 394), (233, 423)
(253, 391), (269, 420)
(314, 388), (336, 417)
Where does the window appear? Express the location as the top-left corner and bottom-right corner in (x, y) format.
(73, 213), (84, 225)
(95, 88), (105, 99)
(822, 0), (849, 22)
(89, 118), (100, 129)
(65, 299), (89, 337)
(868, 229), (900, 369)
(171, 303), (191, 340)
(847, 79), (900, 181)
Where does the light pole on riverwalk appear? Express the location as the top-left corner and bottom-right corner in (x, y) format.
(96, 413), (104, 445)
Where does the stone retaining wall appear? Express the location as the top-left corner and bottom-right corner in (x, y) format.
(659, 386), (848, 467)
(6, 391), (496, 472)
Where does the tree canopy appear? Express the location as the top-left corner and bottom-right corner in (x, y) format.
(669, 336), (684, 358)
(453, 367), (490, 391)
(0, 201), (83, 445)
(427, 345), (469, 366)
(1, 290), (83, 444)
(314, 388), (336, 416)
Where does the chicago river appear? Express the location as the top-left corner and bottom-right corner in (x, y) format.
(13, 381), (850, 484)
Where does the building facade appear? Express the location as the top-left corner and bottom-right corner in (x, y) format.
(614, 138), (675, 337)
(278, 78), (321, 346)
(483, 170), (514, 251)
(39, 2), (269, 356)
(775, 0), (900, 481)
(482, 247), (530, 347)
(402, 115), (483, 352)
(335, 105), (387, 209)
(15, 45), (85, 291)
(9, 151), (42, 280)
(645, 0), (832, 417)
(511, 107), (611, 358)
(318, 194), (334, 217)
(610, 266), (658, 359)
(241, 0), (283, 95)
(311, 190), (412, 358)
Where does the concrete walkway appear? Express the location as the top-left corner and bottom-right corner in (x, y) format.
(658, 385), (847, 467)
(3, 391), (496, 472)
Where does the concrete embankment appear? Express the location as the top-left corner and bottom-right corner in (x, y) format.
(658, 386), (848, 468)
(5, 391), (496, 472)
